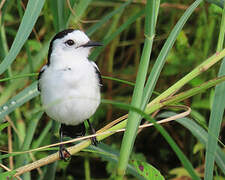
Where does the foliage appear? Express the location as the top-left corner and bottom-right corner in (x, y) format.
(0, 0), (225, 179)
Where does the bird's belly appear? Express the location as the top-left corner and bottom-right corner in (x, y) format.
(41, 79), (100, 125)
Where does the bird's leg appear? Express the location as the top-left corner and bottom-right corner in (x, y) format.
(87, 119), (98, 146)
(59, 124), (71, 161)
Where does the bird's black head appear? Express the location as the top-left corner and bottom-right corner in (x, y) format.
(47, 29), (74, 66)
(47, 29), (102, 66)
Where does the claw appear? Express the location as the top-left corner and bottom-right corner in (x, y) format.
(59, 120), (99, 161)
(59, 125), (71, 161)
(59, 145), (71, 161)
(87, 119), (99, 146)
(91, 136), (99, 146)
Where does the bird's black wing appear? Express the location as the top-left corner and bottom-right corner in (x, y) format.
(37, 65), (47, 91)
(90, 61), (103, 86)
(94, 66), (103, 86)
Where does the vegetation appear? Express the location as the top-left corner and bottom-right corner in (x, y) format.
(0, 0), (225, 179)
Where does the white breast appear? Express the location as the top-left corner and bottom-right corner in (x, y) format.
(39, 58), (101, 125)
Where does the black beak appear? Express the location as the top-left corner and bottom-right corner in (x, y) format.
(82, 41), (103, 47)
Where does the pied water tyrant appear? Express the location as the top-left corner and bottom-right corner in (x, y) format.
(38, 29), (102, 160)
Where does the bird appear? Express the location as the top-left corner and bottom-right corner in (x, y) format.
(38, 29), (102, 160)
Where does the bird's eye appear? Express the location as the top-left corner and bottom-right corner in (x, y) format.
(65, 39), (75, 46)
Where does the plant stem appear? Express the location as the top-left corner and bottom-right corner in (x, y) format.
(204, 1), (225, 179)
(147, 48), (225, 112)
(147, 75), (225, 114)
(84, 157), (91, 180)
(116, 0), (157, 178)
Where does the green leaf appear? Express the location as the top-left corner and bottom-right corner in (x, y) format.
(53, 0), (66, 31)
(16, 112), (43, 168)
(89, 9), (144, 61)
(0, 0), (45, 75)
(67, 0), (92, 26)
(101, 99), (200, 179)
(0, 82), (39, 122)
(142, 0), (203, 108)
(131, 160), (164, 180)
(170, 167), (191, 178)
(0, 122), (9, 131)
(205, 0), (225, 178)
(0, 42), (48, 104)
(0, 170), (17, 179)
(86, 0), (132, 36)
(205, 58), (225, 179)
(87, 143), (145, 180)
(157, 111), (225, 175)
(193, 142), (204, 154)
(206, 0), (224, 8)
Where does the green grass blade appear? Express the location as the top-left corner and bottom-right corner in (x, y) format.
(42, 163), (58, 180)
(31, 121), (52, 150)
(15, 112), (43, 168)
(88, 144), (145, 180)
(180, 118), (225, 175)
(67, 0), (92, 26)
(49, 0), (66, 31)
(217, 2), (225, 51)
(158, 112), (225, 175)
(0, 82), (39, 121)
(0, 25), (9, 59)
(0, 73), (38, 82)
(0, 0), (45, 75)
(146, 47), (225, 113)
(21, 112), (43, 150)
(205, 58), (225, 179)
(89, 10), (144, 61)
(117, 0), (159, 177)
(102, 75), (135, 86)
(142, 0), (203, 108)
(0, 170), (17, 180)
(101, 99), (200, 179)
(0, 42), (48, 104)
(205, 1), (225, 178)
(0, 122), (9, 131)
(0, 0), (12, 25)
(206, 0), (224, 8)
(146, 75), (225, 114)
(86, 0), (132, 36)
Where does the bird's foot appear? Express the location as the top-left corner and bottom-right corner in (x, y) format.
(91, 136), (99, 146)
(59, 145), (71, 161)
(87, 119), (99, 146)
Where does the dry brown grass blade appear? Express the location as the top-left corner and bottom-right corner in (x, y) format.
(7, 124), (13, 170)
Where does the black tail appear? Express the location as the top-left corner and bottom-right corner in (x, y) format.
(60, 123), (86, 139)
